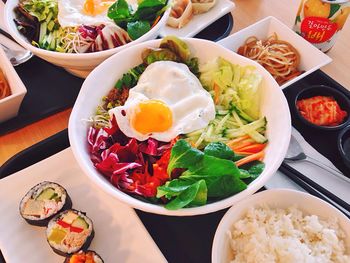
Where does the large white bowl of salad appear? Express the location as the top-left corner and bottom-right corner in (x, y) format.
(4, 0), (170, 77)
(68, 36), (292, 216)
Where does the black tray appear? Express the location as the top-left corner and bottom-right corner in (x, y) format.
(1, 69), (350, 263)
(1, 68), (350, 260)
(283, 70), (350, 177)
(0, 128), (228, 263)
(0, 13), (233, 136)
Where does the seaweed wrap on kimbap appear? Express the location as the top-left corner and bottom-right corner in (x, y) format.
(64, 250), (104, 263)
(19, 181), (72, 226)
(46, 209), (94, 256)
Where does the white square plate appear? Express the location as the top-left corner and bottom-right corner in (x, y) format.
(218, 16), (332, 89)
(160, 0), (235, 38)
(0, 148), (166, 263)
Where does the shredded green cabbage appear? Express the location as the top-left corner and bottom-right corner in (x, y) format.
(185, 57), (267, 148)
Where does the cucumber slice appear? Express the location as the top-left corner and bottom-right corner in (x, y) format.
(230, 104), (255, 123)
(71, 216), (89, 229)
(36, 188), (55, 201)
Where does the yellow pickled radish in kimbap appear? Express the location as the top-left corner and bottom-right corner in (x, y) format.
(64, 250), (104, 263)
(46, 209), (94, 256)
(19, 181), (72, 226)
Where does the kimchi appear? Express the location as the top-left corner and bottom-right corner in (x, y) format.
(297, 96), (347, 126)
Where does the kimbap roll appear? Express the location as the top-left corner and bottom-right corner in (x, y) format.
(46, 209), (94, 256)
(64, 250), (104, 263)
(19, 181), (72, 226)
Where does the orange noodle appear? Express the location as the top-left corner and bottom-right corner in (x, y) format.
(237, 33), (302, 85)
(0, 69), (11, 100)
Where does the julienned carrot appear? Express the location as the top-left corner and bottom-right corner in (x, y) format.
(231, 141), (255, 151)
(235, 151), (265, 167)
(236, 143), (266, 153)
(213, 82), (221, 104)
(226, 135), (250, 148)
(151, 16), (161, 28)
(234, 151), (254, 155)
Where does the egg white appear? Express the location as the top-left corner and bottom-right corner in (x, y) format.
(57, 0), (110, 27)
(58, 0), (140, 28)
(109, 61), (216, 142)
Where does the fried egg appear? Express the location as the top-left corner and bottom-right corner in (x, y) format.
(58, 0), (114, 27)
(109, 61), (216, 142)
(58, 0), (139, 28)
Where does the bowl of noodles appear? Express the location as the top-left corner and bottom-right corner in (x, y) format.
(218, 16), (332, 89)
(0, 46), (27, 123)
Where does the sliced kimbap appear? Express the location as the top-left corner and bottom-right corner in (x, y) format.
(64, 250), (104, 263)
(46, 209), (94, 256)
(19, 181), (72, 226)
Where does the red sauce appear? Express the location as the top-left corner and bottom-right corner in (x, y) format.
(296, 96), (347, 126)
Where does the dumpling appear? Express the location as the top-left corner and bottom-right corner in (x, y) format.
(191, 0), (216, 14)
(167, 0), (193, 28)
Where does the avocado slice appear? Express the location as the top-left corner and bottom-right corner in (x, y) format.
(48, 228), (67, 244)
(71, 217), (89, 230)
(36, 188), (56, 201)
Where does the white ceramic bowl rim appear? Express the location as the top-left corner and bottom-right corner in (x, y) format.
(212, 188), (350, 263)
(4, 0), (170, 60)
(69, 38), (292, 216)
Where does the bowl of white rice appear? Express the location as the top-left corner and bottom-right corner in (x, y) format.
(212, 189), (350, 263)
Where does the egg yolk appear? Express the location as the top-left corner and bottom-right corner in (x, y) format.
(131, 100), (173, 135)
(83, 0), (114, 16)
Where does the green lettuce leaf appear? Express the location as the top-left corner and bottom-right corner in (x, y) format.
(107, 0), (131, 25)
(158, 179), (207, 210)
(127, 20), (150, 40)
(181, 155), (246, 197)
(167, 139), (204, 175)
(204, 142), (235, 160)
(133, 0), (167, 21)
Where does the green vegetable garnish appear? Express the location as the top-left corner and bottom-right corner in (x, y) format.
(108, 0), (167, 40)
(157, 179), (207, 210)
(115, 63), (146, 90)
(203, 142), (235, 160)
(167, 139), (203, 175)
(127, 21), (151, 40)
(158, 140), (247, 209)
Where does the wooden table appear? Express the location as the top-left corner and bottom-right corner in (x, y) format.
(1, 0), (350, 165)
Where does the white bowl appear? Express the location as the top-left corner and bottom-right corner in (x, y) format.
(212, 189), (350, 263)
(218, 16), (332, 89)
(4, 0), (170, 78)
(0, 46), (27, 123)
(68, 38), (291, 216)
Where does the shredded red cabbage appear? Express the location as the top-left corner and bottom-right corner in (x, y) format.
(88, 118), (173, 198)
(78, 24), (131, 52)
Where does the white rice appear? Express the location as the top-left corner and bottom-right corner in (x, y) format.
(227, 206), (350, 263)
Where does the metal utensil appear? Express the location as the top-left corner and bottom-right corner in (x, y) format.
(285, 135), (350, 183)
(0, 27), (16, 43)
(0, 43), (32, 66)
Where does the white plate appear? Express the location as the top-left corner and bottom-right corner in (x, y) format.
(218, 16), (332, 89)
(159, 0), (235, 38)
(0, 148), (167, 263)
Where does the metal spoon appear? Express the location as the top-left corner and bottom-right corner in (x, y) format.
(0, 43), (33, 66)
(285, 135), (350, 183)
